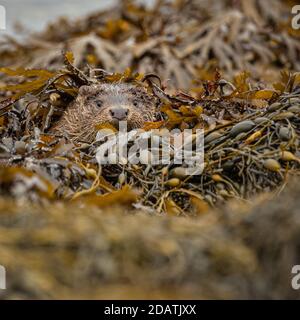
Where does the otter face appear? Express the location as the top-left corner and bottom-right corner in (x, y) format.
(79, 83), (156, 130)
(54, 83), (157, 142)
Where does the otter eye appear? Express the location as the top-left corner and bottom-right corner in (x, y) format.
(96, 100), (102, 107)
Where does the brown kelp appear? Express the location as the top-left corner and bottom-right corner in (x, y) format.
(0, 0), (299, 89)
(1, 54), (299, 214)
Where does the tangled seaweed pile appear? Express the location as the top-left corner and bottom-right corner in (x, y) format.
(0, 52), (300, 214)
(0, 0), (299, 89)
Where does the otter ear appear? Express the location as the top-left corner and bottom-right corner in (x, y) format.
(78, 85), (98, 96)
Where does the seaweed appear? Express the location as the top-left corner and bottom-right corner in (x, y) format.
(0, 53), (299, 214)
(1, 0), (299, 89)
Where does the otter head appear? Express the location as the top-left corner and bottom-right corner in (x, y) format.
(53, 83), (157, 143)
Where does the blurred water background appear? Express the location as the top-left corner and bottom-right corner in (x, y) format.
(0, 0), (118, 36)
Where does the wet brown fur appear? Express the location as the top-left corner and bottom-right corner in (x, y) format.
(52, 83), (157, 143)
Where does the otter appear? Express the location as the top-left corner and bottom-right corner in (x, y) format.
(53, 83), (157, 143)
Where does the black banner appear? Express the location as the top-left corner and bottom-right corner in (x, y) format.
(0, 300), (296, 318)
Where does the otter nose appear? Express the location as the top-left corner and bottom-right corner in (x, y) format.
(110, 108), (128, 120)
